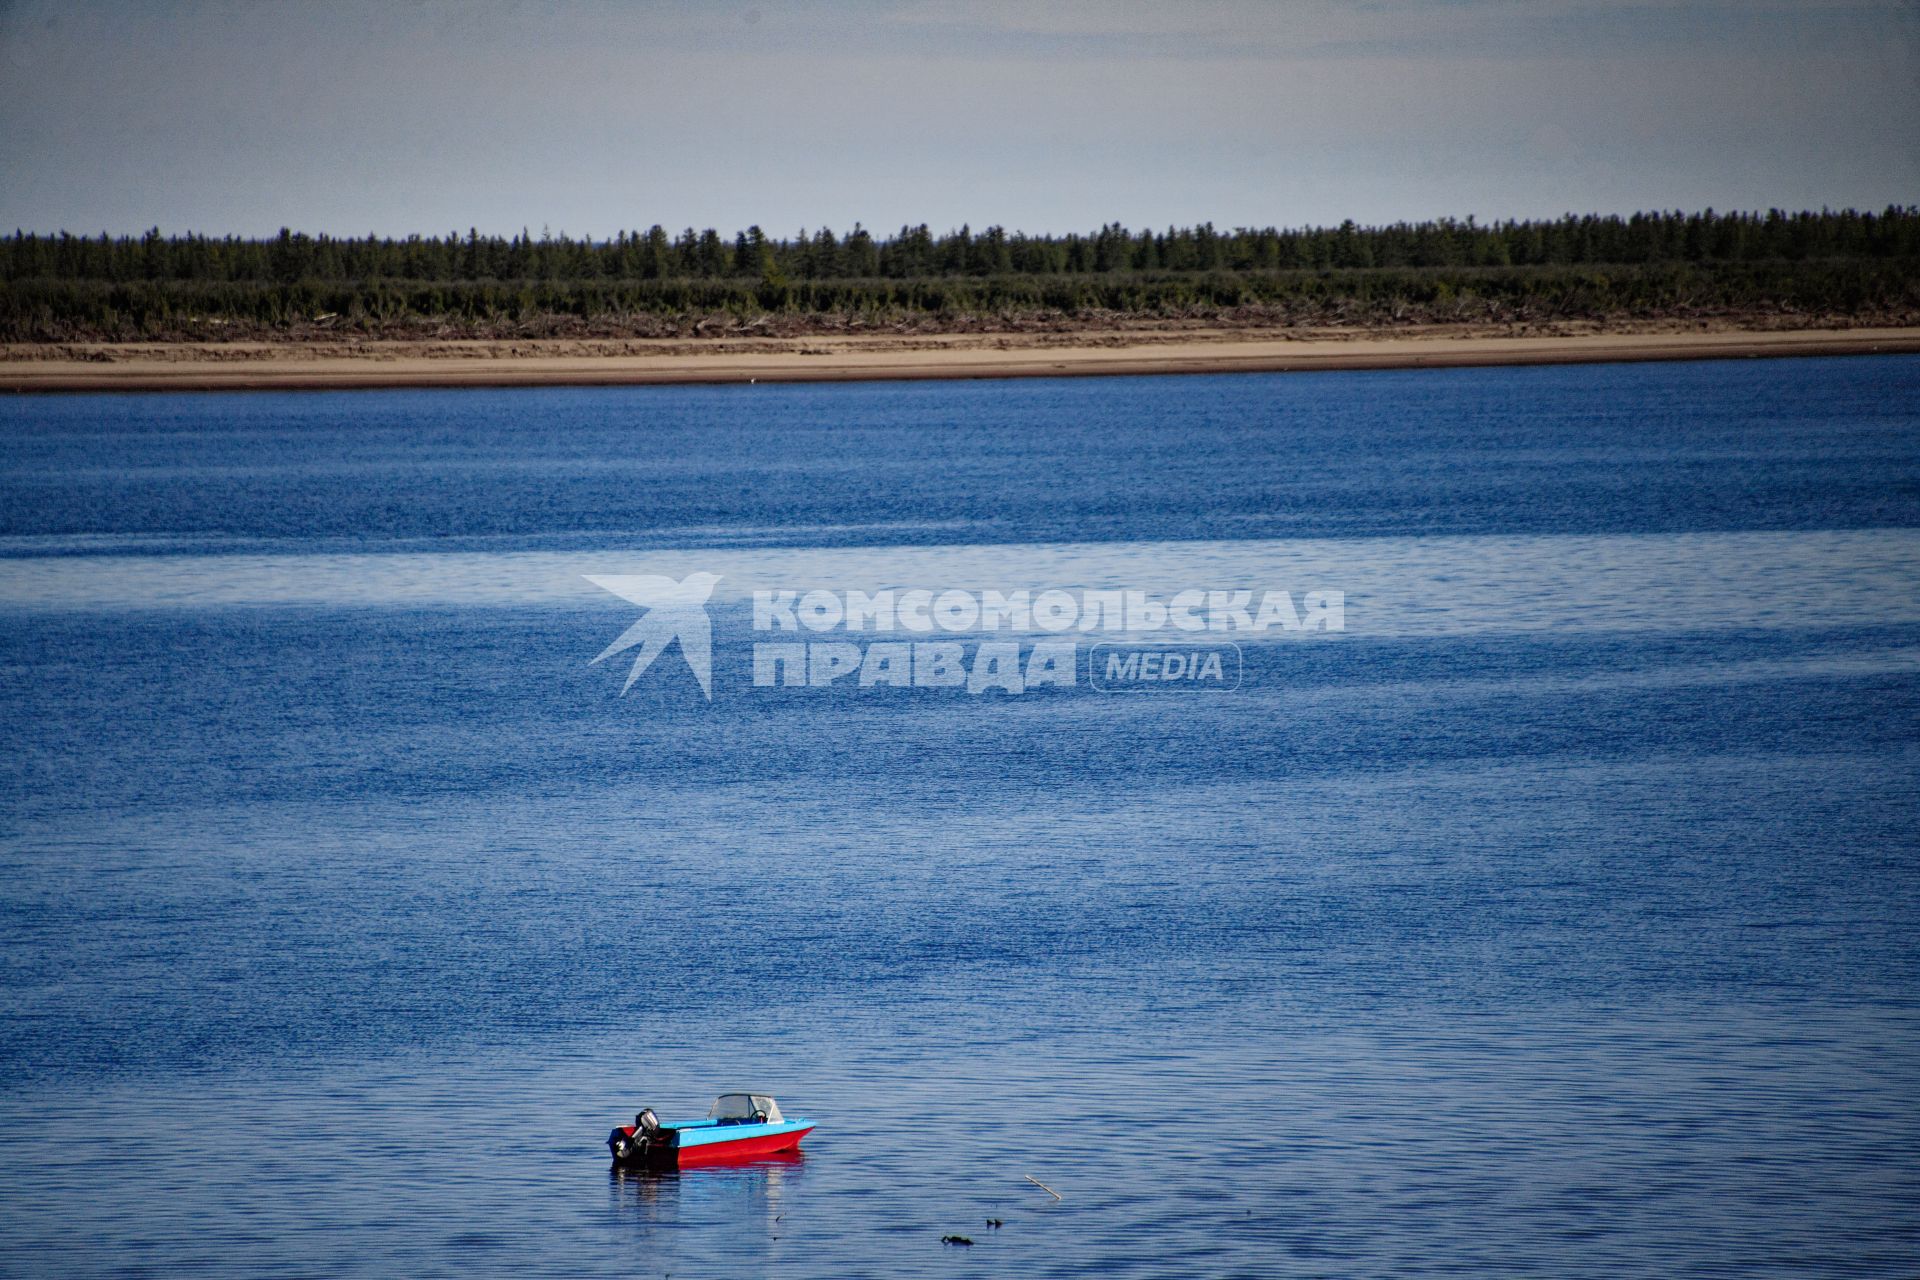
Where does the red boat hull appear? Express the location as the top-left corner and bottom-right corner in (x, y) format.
(612, 1122), (814, 1168)
(676, 1125), (814, 1166)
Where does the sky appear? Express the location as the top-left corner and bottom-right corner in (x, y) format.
(1, 0), (1915, 238)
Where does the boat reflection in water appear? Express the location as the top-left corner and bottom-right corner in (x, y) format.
(609, 1148), (806, 1256)
(606, 1143), (802, 1266)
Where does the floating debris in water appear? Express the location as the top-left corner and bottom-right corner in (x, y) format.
(941, 1235), (975, 1246)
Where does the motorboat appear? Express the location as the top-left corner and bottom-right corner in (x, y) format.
(608, 1093), (813, 1167)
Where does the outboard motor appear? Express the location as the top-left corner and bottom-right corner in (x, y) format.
(608, 1107), (664, 1164)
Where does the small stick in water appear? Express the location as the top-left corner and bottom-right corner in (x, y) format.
(1025, 1174), (1063, 1200)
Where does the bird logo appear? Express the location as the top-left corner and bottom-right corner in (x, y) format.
(586, 572), (722, 698)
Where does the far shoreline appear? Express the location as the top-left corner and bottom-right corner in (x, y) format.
(4, 324), (1918, 393)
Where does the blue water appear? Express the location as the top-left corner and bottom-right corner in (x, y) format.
(2, 358), (1919, 1277)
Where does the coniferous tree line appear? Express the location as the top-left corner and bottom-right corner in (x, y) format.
(3, 208), (1915, 340)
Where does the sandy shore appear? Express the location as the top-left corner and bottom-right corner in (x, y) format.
(4, 325), (1918, 392)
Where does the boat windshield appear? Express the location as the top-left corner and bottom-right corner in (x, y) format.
(709, 1093), (783, 1123)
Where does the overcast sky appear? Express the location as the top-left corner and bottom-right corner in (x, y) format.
(1, 0), (1915, 238)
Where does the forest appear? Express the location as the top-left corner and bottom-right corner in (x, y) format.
(3, 208), (1915, 341)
